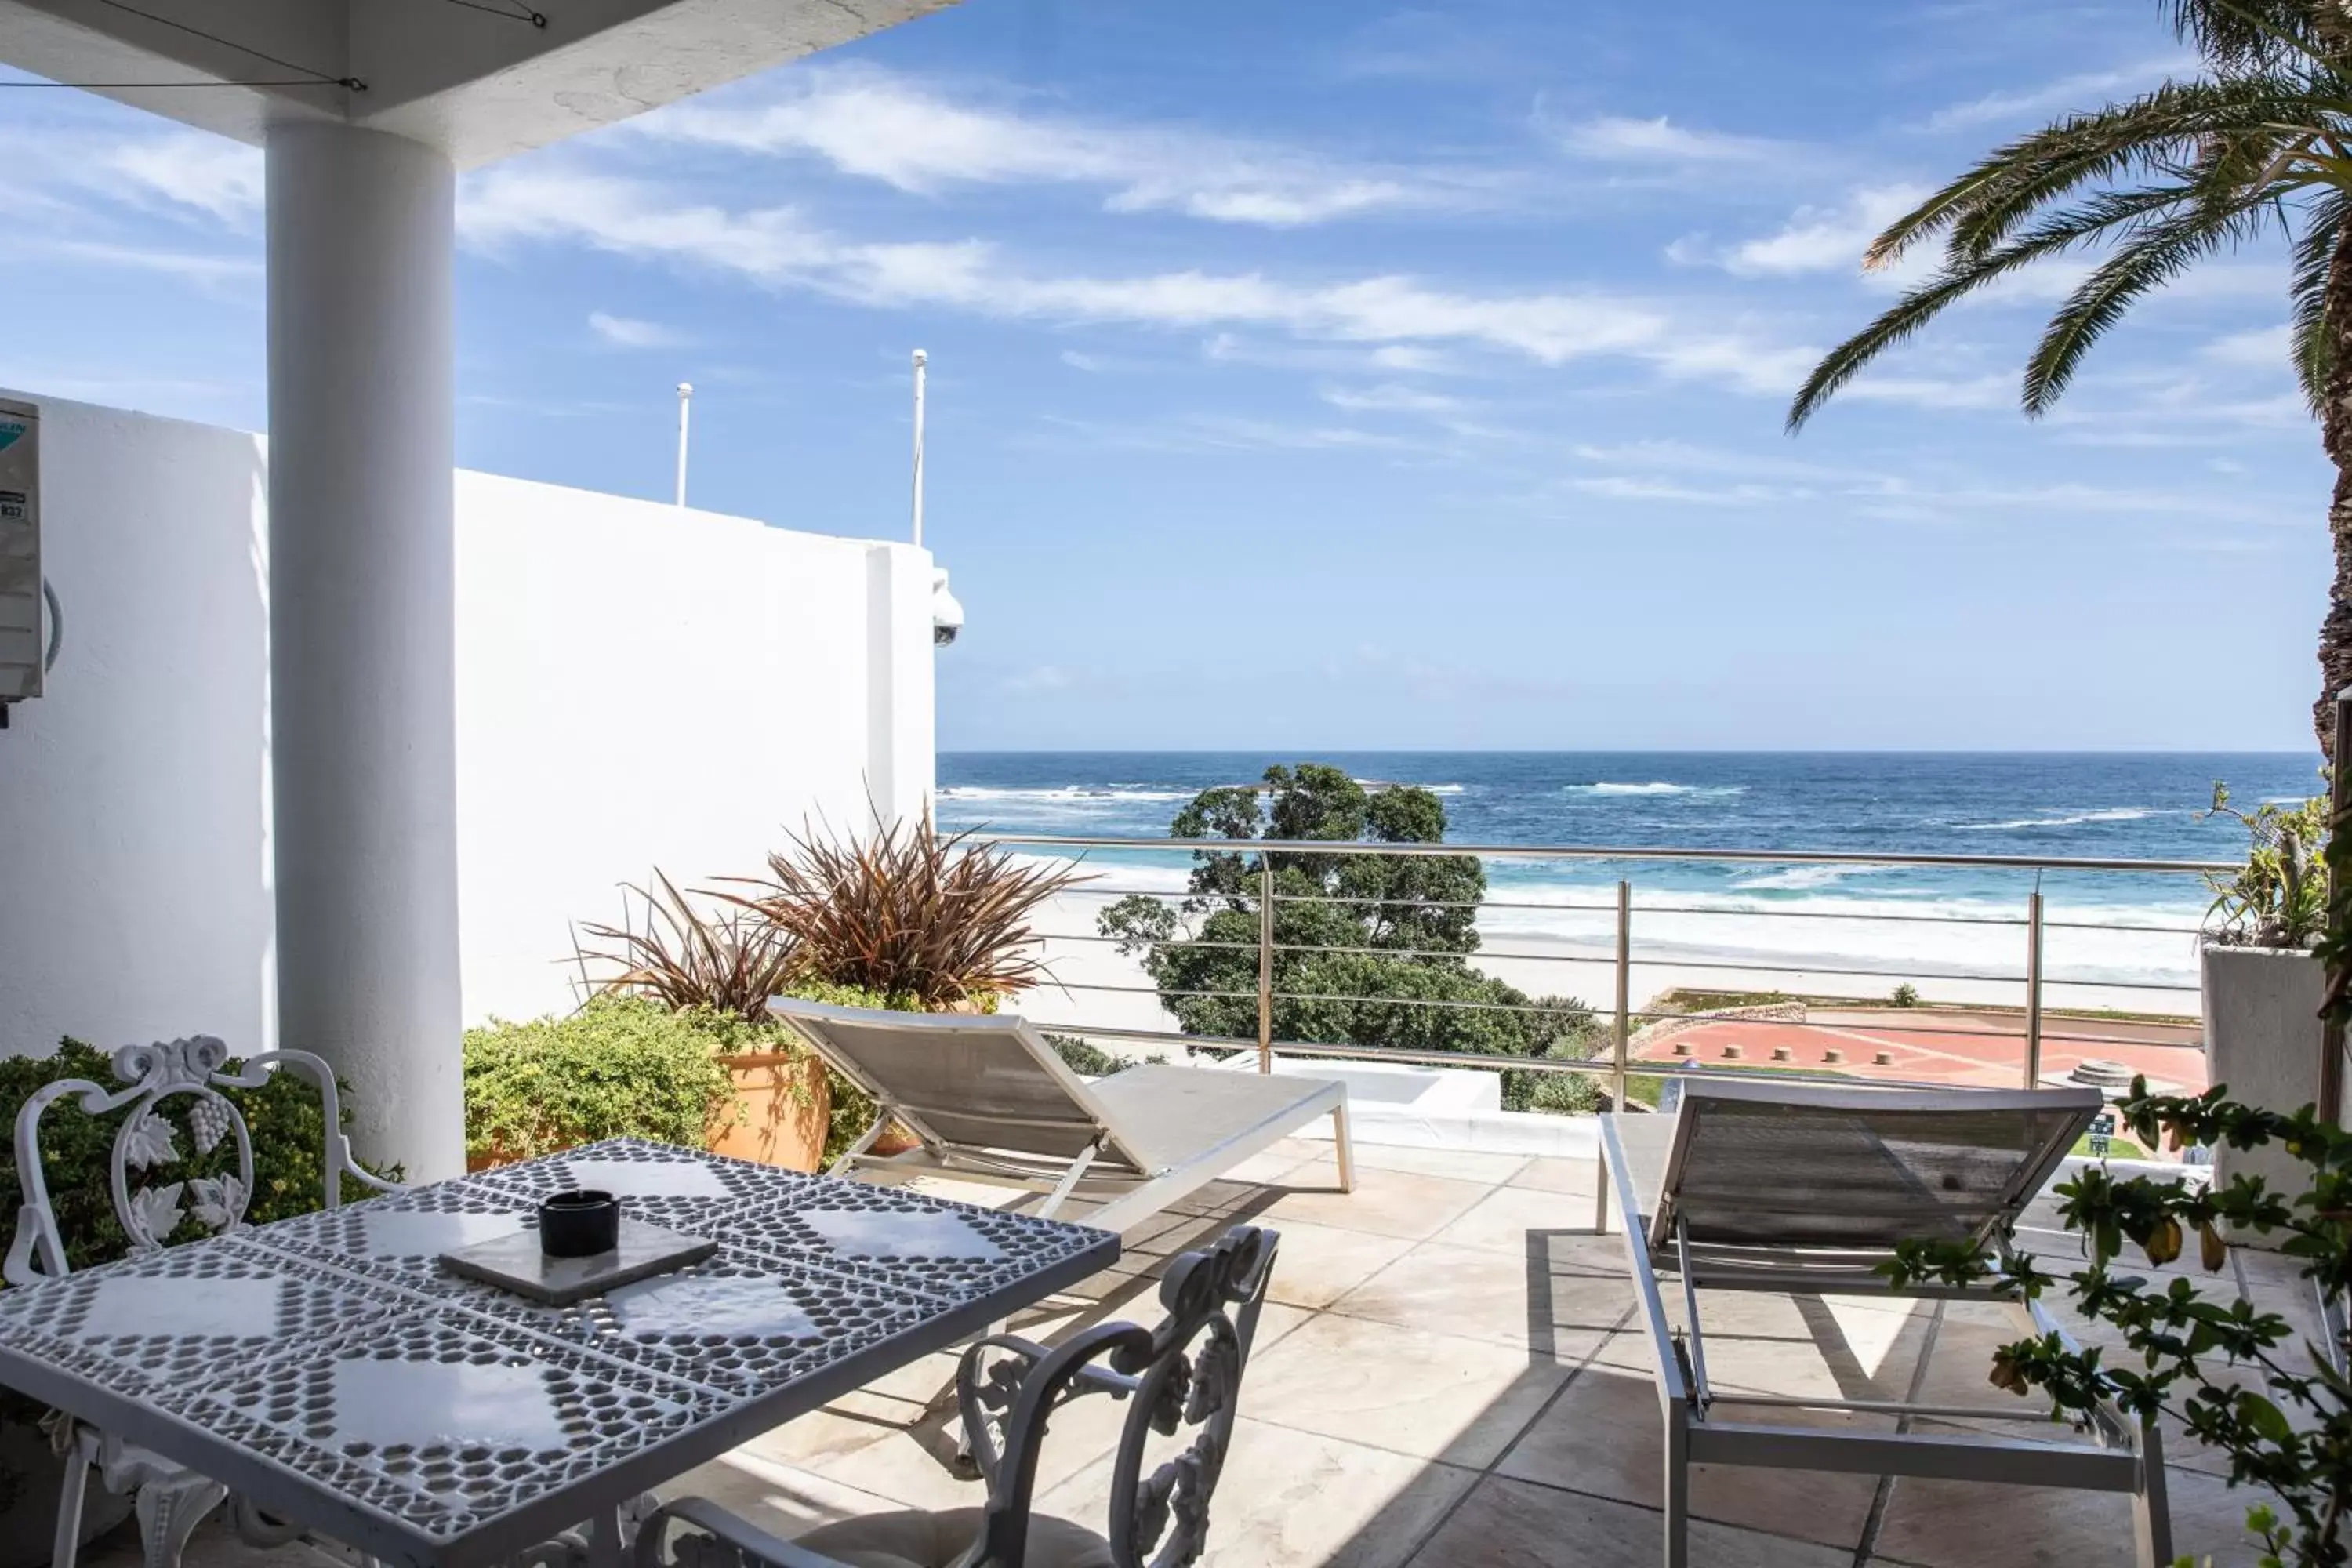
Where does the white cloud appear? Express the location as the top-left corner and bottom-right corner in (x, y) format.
(2202, 324), (2292, 366)
(1567, 474), (1788, 506)
(98, 133), (263, 223)
(0, 124), (262, 227)
(1004, 665), (1075, 693)
(1835, 372), (2013, 410)
(460, 167), (1671, 367)
(1699, 186), (1928, 277)
(1318, 383), (1467, 415)
(637, 63), (1474, 227)
(1570, 439), (1857, 482)
(1918, 57), (2193, 134)
(588, 310), (686, 348)
(1370, 344), (1454, 374)
(1060, 350), (1103, 372)
(1554, 114), (1787, 163)
(1646, 336), (1823, 396)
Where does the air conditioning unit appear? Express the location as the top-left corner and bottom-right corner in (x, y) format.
(0, 397), (40, 715)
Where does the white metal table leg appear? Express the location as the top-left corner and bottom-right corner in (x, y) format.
(51, 1436), (92, 1568)
(1330, 1102), (1356, 1192)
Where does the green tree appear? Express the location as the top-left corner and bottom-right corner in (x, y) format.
(1786, 1), (2352, 752)
(1099, 764), (1600, 1065)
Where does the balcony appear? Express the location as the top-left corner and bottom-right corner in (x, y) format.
(115, 1126), (2311, 1568)
(47, 832), (2322, 1568)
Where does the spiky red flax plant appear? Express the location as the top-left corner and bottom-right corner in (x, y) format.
(575, 868), (805, 1022)
(727, 816), (1092, 1009)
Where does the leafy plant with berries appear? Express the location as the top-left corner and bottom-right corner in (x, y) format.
(1882, 1083), (2352, 1568)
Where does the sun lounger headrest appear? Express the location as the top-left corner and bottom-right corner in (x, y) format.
(768, 997), (1139, 1167)
(1655, 1080), (2102, 1252)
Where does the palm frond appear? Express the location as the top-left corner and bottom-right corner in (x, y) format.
(2292, 187), (2349, 410)
(1868, 78), (2321, 270)
(1789, 183), (2205, 430)
(2023, 202), (2273, 412)
(2168, 0), (2326, 71)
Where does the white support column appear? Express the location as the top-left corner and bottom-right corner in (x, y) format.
(863, 543), (936, 828)
(266, 122), (464, 1181)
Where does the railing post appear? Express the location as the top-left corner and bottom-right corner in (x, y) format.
(2323, 689), (2350, 1124)
(2023, 889), (2045, 1089)
(1257, 854), (1274, 1074)
(1597, 878), (1632, 1232)
(1613, 879), (1632, 1106)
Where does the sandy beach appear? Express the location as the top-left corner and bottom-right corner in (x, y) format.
(1017, 887), (2201, 1050)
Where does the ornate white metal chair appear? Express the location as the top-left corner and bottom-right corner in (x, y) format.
(635, 1225), (1280, 1568)
(4, 1036), (403, 1568)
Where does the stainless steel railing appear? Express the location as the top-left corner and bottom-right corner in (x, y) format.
(985, 832), (2237, 1105)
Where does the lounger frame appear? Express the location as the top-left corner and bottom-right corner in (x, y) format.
(1601, 1084), (2173, 1568)
(769, 999), (1353, 1233)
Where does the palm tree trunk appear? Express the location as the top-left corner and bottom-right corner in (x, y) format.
(2316, 219), (2352, 759)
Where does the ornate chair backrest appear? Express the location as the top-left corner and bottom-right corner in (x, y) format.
(958, 1225), (1279, 1568)
(4, 1037), (401, 1287)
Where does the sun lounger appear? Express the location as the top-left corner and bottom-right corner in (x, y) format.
(1600, 1080), (2171, 1568)
(768, 999), (1353, 1232)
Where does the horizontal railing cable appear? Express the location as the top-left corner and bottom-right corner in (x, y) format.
(995, 831), (2238, 875)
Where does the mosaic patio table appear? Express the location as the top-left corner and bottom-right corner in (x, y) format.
(0, 1138), (1120, 1568)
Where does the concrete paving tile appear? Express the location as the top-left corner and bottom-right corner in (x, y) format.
(1428, 1183), (1606, 1256)
(1403, 1475), (1853, 1567)
(1260, 1160), (1492, 1240)
(1496, 1358), (1890, 1552)
(1330, 1239), (1631, 1352)
(1509, 1153), (1606, 1196)
(1334, 1142), (1533, 1184)
(1868, 1422), (2262, 1567)
(1036, 1417), (1479, 1568)
(1242, 1311), (1571, 1468)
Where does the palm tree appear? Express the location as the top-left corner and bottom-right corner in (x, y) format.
(1788, 1), (2352, 752)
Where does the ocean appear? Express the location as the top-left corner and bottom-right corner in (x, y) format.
(936, 752), (2325, 1007)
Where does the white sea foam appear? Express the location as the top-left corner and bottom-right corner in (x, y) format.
(938, 786), (1194, 804)
(1566, 782), (1744, 798)
(1732, 864), (1880, 892)
(1955, 808), (2162, 830)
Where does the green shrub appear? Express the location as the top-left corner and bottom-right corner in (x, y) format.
(1523, 1071), (1606, 1116)
(463, 996), (742, 1165)
(1503, 1032), (1610, 1114)
(1889, 983), (1921, 1009)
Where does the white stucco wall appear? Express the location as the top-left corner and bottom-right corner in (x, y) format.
(0, 392), (936, 1056)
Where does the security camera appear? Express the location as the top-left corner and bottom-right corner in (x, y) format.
(931, 568), (964, 648)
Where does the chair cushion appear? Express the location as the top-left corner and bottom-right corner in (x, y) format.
(795, 1508), (1116, 1568)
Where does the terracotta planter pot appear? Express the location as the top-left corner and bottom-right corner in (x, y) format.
(713, 1051), (832, 1172)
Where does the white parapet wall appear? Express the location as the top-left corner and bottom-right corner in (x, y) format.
(0, 391), (937, 1057)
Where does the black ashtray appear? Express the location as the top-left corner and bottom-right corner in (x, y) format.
(537, 1189), (619, 1258)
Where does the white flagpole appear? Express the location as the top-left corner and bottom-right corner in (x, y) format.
(674, 381), (693, 507)
(910, 350), (927, 547)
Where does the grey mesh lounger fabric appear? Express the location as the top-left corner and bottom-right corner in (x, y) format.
(768, 998), (1353, 1233)
(1601, 1080), (2173, 1568)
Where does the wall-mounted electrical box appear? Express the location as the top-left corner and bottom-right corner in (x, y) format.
(0, 397), (38, 706)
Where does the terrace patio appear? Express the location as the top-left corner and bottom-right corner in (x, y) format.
(123, 1132), (2312, 1568)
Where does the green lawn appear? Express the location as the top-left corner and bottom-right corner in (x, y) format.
(2071, 1133), (2147, 1160)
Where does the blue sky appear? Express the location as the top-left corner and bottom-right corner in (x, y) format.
(0, 0), (2331, 753)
